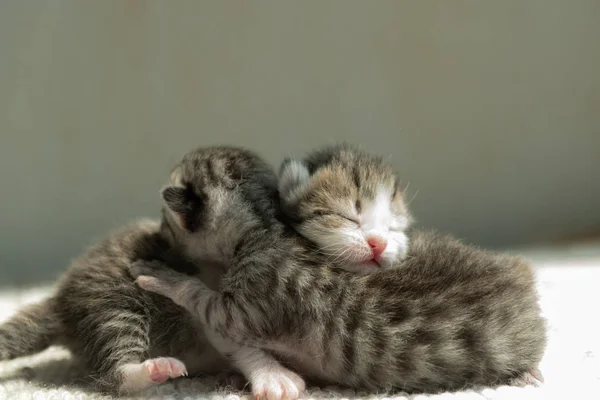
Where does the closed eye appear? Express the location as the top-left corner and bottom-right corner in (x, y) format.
(340, 215), (360, 225)
(311, 210), (360, 225)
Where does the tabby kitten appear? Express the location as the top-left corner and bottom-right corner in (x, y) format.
(279, 144), (412, 274)
(278, 144), (544, 384)
(0, 149), (287, 393)
(131, 145), (547, 399)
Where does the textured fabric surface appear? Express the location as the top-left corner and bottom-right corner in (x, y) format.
(1, 246), (599, 400)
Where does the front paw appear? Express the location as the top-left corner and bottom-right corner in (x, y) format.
(130, 260), (182, 297)
(251, 367), (306, 400)
(134, 275), (167, 296)
(129, 260), (167, 279)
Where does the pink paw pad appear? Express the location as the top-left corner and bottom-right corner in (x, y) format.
(143, 357), (188, 383)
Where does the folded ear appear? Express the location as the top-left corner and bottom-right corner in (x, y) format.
(278, 158), (311, 203)
(161, 184), (204, 232)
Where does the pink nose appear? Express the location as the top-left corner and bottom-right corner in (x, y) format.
(367, 237), (387, 258)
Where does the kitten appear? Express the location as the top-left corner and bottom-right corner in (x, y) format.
(0, 150), (281, 393)
(279, 145), (545, 383)
(130, 145), (547, 399)
(279, 144), (412, 274)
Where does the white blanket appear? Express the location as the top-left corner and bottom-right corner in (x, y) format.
(1, 245), (599, 400)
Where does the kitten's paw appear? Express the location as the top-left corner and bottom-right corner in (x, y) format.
(135, 275), (165, 295)
(130, 260), (184, 296)
(129, 260), (168, 279)
(144, 357), (188, 383)
(119, 357), (188, 393)
(251, 367), (306, 400)
(508, 368), (544, 387)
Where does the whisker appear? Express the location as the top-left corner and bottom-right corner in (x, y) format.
(402, 181), (411, 196)
(405, 188), (420, 207)
(318, 242), (350, 250)
(332, 247), (354, 264)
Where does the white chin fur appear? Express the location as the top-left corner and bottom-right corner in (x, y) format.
(300, 223), (409, 273)
(323, 231), (408, 272)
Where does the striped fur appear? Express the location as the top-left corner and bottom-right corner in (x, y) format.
(131, 145), (547, 395)
(50, 219), (231, 392)
(0, 151), (256, 393)
(0, 218), (232, 393)
(0, 298), (60, 360)
(279, 144), (412, 274)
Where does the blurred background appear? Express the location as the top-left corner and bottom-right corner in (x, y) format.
(1, 1), (599, 285)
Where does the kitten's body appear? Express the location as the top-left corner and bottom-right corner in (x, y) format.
(0, 215), (230, 392)
(0, 145), (293, 395)
(132, 145), (547, 396)
(56, 219), (232, 389)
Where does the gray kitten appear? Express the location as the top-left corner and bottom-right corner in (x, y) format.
(0, 146), (285, 393)
(130, 145), (547, 399)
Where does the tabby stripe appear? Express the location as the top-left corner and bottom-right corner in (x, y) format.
(204, 295), (216, 325)
(366, 325), (388, 386)
(342, 297), (365, 373)
(322, 285), (347, 361)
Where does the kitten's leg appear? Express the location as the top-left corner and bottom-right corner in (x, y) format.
(131, 261), (251, 343)
(0, 299), (60, 360)
(131, 261), (306, 399)
(76, 304), (187, 393)
(131, 261), (247, 342)
(233, 347), (306, 400)
(200, 337), (305, 399)
(209, 333), (305, 399)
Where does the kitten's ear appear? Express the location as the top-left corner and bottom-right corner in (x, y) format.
(162, 186), (190, 214)
(161, 184), (203, 232)
(278, 158), (310, 202)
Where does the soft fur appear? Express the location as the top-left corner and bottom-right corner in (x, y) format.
(131, 145), (547, 398)
(279, 144), (411, 274)
(0, 147), (285, 393)
(0, 218), (236, 393)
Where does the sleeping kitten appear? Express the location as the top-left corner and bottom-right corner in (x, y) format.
(278, 145), (544, 384)
(0, 150), (285, 393)
(130, 145), (547, 399)
(279, 144), (411, 274)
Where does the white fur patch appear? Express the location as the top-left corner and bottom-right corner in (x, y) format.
(303, 185), (410, 270)
(279, 160), (310, 202)
(360, 186), (393, 234)
(232, 347), (306, 400)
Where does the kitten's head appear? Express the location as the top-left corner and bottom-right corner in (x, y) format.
(160, 146), (278, 263)
(279, 144), (412, 274)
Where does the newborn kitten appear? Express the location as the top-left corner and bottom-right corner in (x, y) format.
(279, 144), (411, 274)
(130, 145), (547, 399)
(0, 182), (247, 392)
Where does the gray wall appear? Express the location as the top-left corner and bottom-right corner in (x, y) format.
(1, 1), (599, 285)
